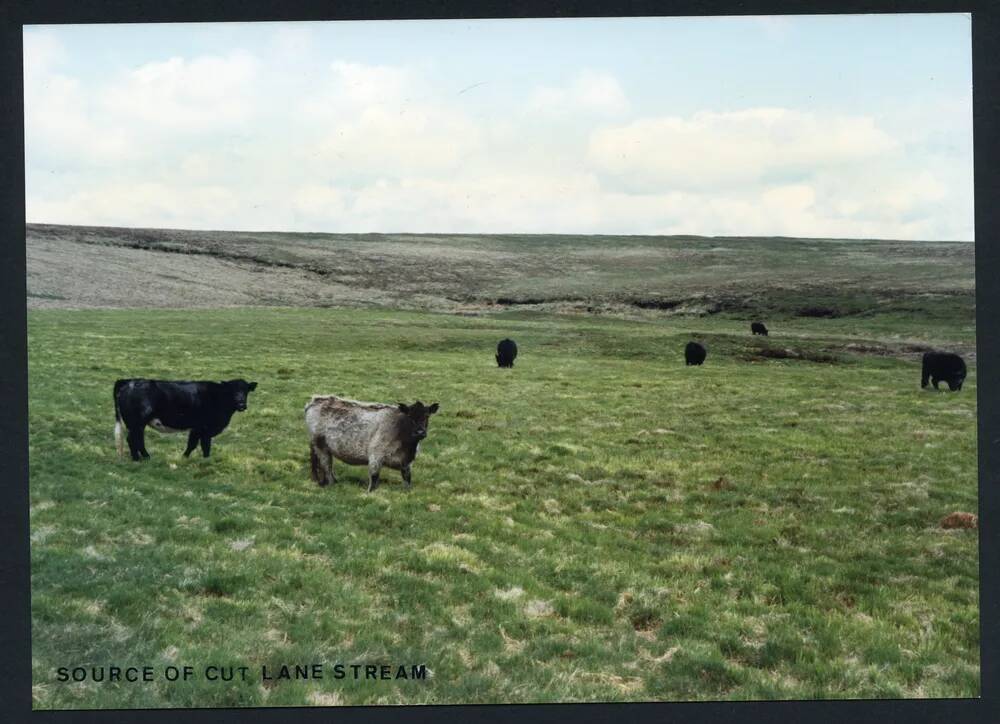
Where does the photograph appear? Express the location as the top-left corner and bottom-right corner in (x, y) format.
(23, 13), (979, 709)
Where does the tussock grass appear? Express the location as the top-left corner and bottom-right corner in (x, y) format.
(29, 307), (978, 707)
(27, 225), (974, 342)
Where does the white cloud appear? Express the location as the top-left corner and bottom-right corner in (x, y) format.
(26, 162), (965, 241)
(270, 25), (316, 62)
(328, 60), (413, 105)
(811, 168), (952, 230)
(314, 104), (483, 176)
(295, 169), (955, 240)
(280, 172), (606, 233)
(761, 183), (816, 213)
(27, 182), (241, 229)
(588, 108), (899, 190)
(292, 59), (488, 178)
(529, 70), (629, 116)
(24, 45), (262, 171)
(23, 31), (66, 78)
(102, 51), (260, 130)
(291, 184), (348, 218)
(300, 60), (419, 121)
(24, 39), (135, 165)
(868, 171), (948, 216)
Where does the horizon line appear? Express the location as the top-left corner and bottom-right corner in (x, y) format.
(24, 221), (975, 245)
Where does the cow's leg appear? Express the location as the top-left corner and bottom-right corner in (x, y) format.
(325, 451), (336, 485)
(200, 435), (212, 458)
(136, 426), (151, 459)
(319, 446), (336, 485)
(119, 410), (141, 461)
(310, 438), (334, 486)
(367, 458), (383, 493)
(124, 426), (139, 461)
(401, 464), (412, 489)
(932, 377), (941, 390)
(183, 430), (200, 457)
(309, 443), (321, 484)
(126, 427), (143, 461)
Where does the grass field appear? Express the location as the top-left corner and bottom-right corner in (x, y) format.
(29, 301), (979, 707)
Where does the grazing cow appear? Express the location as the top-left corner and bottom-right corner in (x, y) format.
(496, 338), (518, 368)
(921, 352), (967, 391)
(306, 395), (439, 492)
(685, 341), (707, 366)
(114, 378), (257, 461)
(751, 321), (769, 336)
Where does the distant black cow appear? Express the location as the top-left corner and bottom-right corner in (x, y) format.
(114, 378), (257, 460)
(921, 352), (967, 392)
(496, 338), (518, 368)
(751, 321), (769, 336)
(685, 342), (707, 366)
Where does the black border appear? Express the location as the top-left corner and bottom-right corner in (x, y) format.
(1, 1), (996, 722)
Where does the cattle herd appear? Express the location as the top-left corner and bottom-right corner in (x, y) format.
(111, 320), (969, 491)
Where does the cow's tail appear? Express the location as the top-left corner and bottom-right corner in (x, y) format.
(113, 379), (126, 459)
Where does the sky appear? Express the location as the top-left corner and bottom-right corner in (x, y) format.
(23, 15), (974, 240)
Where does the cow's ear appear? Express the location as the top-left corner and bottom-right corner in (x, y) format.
(428, 403), (439, 414)
(249, 382), (258, 391)
(397, 403), (410, 414)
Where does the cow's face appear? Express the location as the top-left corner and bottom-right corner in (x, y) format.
(226, 379), (258, 411)
(948, 374), (966, 391)
(397, 401), (440, 440)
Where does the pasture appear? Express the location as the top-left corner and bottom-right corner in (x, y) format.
(29, 304), (979, 708)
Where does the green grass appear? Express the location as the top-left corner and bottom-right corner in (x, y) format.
(29, 307), (978, 708)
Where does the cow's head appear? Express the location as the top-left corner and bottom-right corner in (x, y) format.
(948, 373), (966, 392)
(225, 379), (258, 411)
(397, 400), (439, 440)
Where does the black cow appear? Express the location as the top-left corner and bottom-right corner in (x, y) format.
(114, 378), (257, 461)
(496, 338), (518, 368)
(751, 321), (769, 336)
(685, 341), (707, 366)
(921, 352), (967, 392)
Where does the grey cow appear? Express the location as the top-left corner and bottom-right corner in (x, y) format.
(305, 395), (439, 492)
